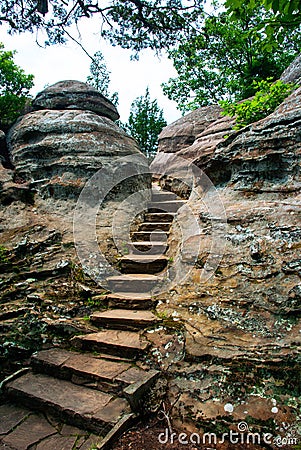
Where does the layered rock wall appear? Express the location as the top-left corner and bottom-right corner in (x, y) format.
(156, 78), (301, 434)
(0, 81), (150, 377)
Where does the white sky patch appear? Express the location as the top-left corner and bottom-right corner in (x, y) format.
(0, 18), (181, 124)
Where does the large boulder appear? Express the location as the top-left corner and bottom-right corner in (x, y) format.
(32, 80), (119, 121)
(8, 109), (143, 200)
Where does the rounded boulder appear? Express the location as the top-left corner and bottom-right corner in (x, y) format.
(32, 80), (119, 121)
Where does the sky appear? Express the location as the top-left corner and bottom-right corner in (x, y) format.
(0, 19), (181, 124)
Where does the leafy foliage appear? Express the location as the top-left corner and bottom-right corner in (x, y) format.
(226, 0), (301, 29)
(220, 78), (296, 129)
(0, 0), (205, 53)
(162, 4), (301, 113)
(86, 51), (119, 106)
(125, 88), (167, 158)
(0, 43), (34, 128)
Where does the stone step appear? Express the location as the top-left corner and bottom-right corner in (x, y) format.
(148, 200), (186, 213)
(144, 212), (176, 223)
(106, 293), (156, 310)
(71, 329), (150, 359)
(119, 254), (168, 274)
(129, 241), (167, 255)
(151, 191), (177, 202)
(3, 371), (133, 435)
(91, 309), (160, 330)
(107, 274), (161, 293)
(132, 230), (169, 242)
(30, 348), (159, 408)
(31, 349), (131, 394)
(139, 222), (171, 232)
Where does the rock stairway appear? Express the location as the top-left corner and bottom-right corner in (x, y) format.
(1, 184), (185, 449)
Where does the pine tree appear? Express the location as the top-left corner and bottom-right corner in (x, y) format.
(125, 88), (167, 158)
(87, 51), (119, 106)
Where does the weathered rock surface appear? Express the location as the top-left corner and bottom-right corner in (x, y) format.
(8, 109), (143, 200)
(281, 53), (301, 84)
(0, 130), (5, 162)
(32, 80), (119, 121)
(0, 402), (103, 449)
(154, 83), (301, 434)
(158, 105), (222, 154)
(201, 86), (301, 190)
(157, 107), (235, 195)
(0, 81), (150, 384)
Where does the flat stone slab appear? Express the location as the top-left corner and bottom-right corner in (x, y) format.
(132, 231), (169, 242)
(144, 212), (176, 222)
(35, 434), (78, 450)
(148, 200), (186, 212)
(1, 413), (57, 450)
(119, 255), (167, 274)
(151, 191), (177, 202)
(139, 222), (171, 232)
(0, 404), (132, 450)
(31, 348), (133, 392)
(0, 404), (31, 435)
(71, 329), (150, 359)
(91, 309), (160, 330)
(4, 372), (131, 434)
(106, 293), (156, 309)
(129, 241), (168, 255)
(107, 274), (161, 293)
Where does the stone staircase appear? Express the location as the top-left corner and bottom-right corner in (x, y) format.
(1, 184), (185, 449)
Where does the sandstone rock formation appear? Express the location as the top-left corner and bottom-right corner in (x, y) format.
(8, 109), (143, 201)
(0, 81), (150, 379)
(155, 79), (301, 435)
(32, 80), (119, 121)
(158, 105), (221, 154)
(281, 53), (301, 84)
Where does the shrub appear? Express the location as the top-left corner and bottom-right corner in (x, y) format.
(220, 78), (296, 130)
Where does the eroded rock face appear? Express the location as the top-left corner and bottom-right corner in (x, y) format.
(0, 82), (150, 379)
(281, 53), (301, 84)
(154, 85), (301, 433)
(32, 80), (119, 121)
(201, 86), (301, 190)
(158, 105), (221, 154)
(8, 109), (143, 200)
(157, 108), (235, 195)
